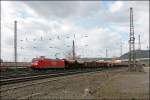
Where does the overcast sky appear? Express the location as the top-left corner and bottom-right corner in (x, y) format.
(1, 1), (149, 62)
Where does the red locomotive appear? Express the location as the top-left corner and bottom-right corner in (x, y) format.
(31, 56), (65, 69)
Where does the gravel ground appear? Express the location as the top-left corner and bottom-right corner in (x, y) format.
(93, 67), (149, 99)
(0, 67), (149, 100)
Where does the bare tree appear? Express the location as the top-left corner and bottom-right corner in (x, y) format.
(65, 50), (73, 60)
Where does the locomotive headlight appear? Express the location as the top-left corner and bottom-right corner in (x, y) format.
(32, 61), (38, 65)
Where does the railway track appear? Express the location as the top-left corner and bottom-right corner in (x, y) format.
(0, 70), (66, 79)
(0, 68), (103, 86)
(0, 67), (127, 100)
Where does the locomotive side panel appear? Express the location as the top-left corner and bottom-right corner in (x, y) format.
(31, 58), (65, 69)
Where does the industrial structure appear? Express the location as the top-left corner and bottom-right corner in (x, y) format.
(0, 19), (1, 64)
(128, 7), (136, 70)
(106, 48), (108, 58)
(120, 41), (122, 56)
(72, 40), (75, 60)
(138, 34), (141, 50)
(14, 20), (17, 67)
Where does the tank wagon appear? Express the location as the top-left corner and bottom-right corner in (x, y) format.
(31, 57), (128, 70)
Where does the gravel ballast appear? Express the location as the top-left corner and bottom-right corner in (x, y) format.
(0, 67), (149, 99)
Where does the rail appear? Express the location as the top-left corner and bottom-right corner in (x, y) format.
(0, 68), (103, 86)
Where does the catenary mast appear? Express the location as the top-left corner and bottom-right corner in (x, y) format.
(14, 20), (17, 67)
(129, 7), (136, 70)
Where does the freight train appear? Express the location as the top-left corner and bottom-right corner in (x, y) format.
(31, 57), (128, 70)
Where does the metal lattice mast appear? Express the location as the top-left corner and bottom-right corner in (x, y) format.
(129, 7), (136, 68)
(106, 48), (108, 58)
(138, 34), (141, 50)
(120, 41), (122, 56)
(72, 40), (75, 60)
(14, 21), (17, 67)
(0, 19), (1, 63)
